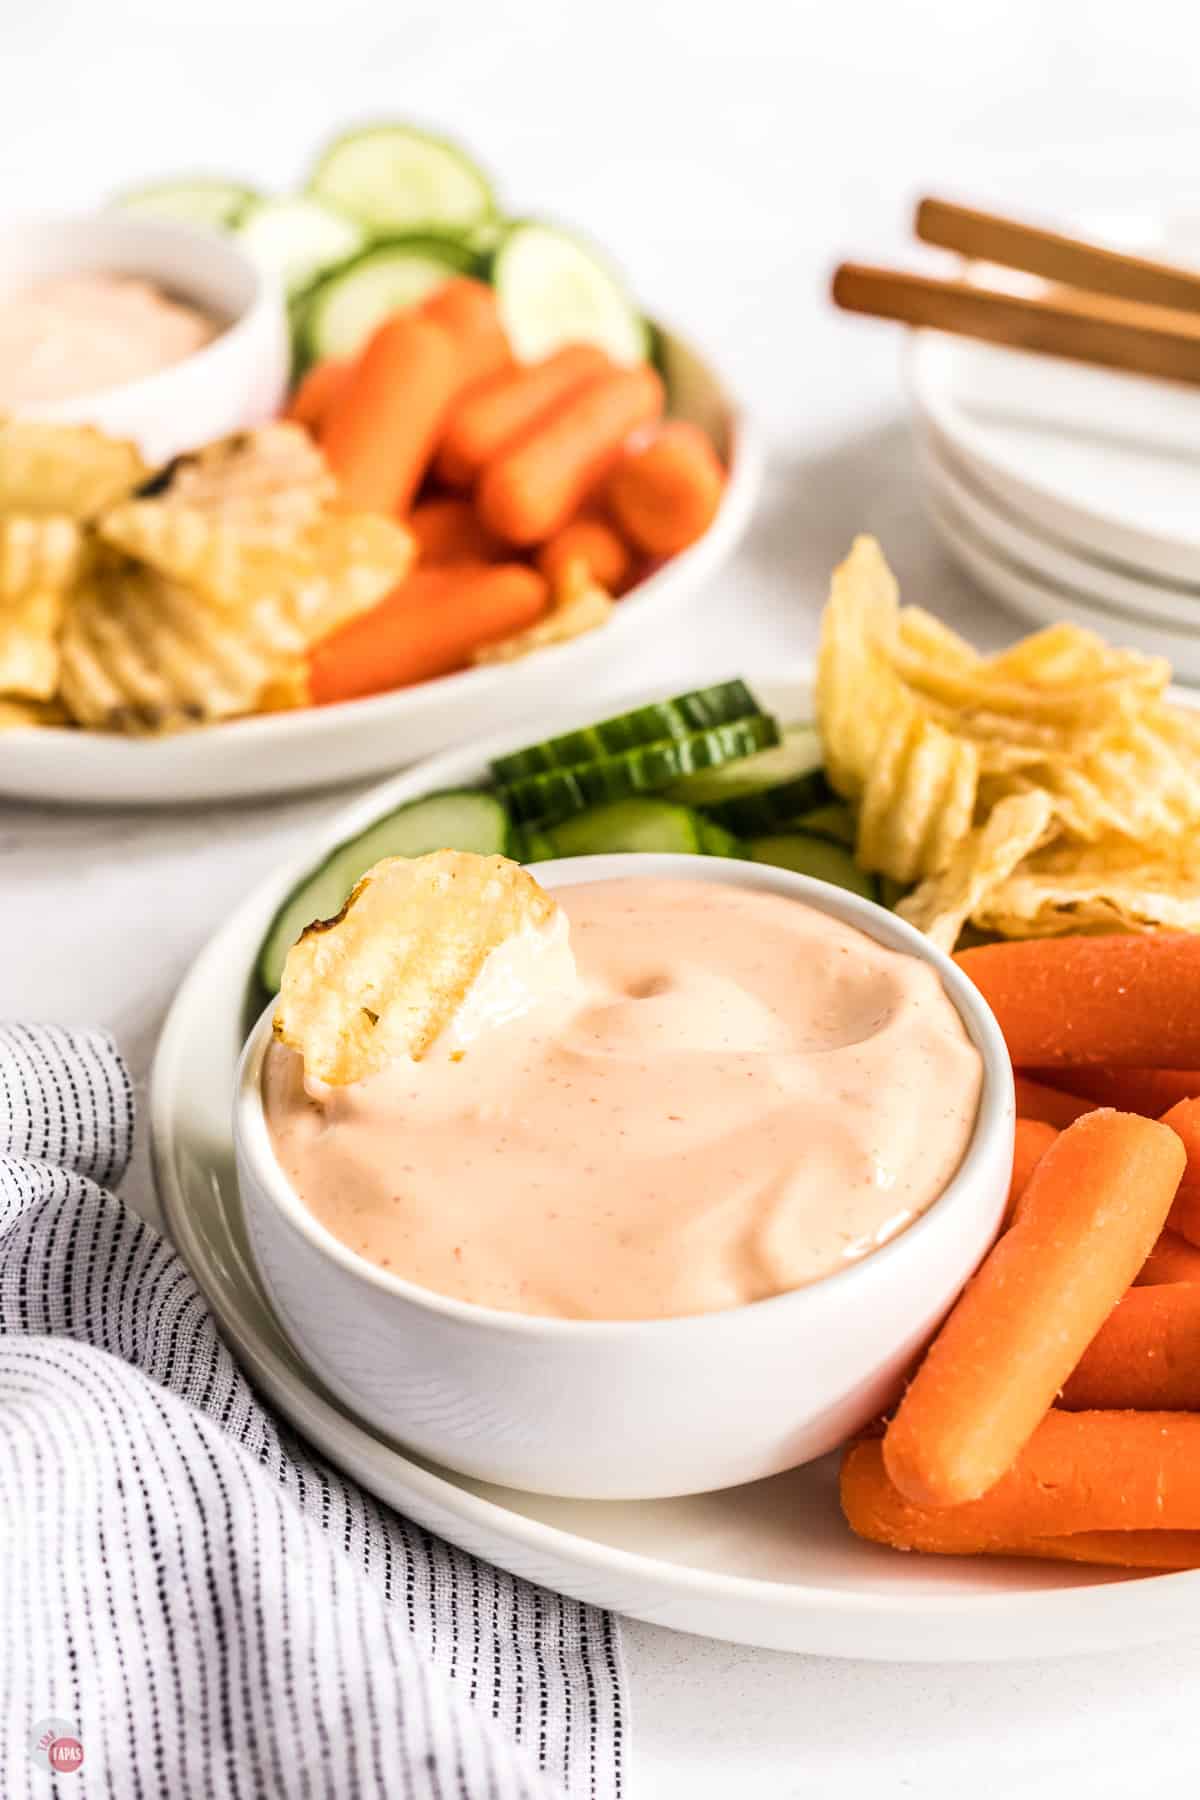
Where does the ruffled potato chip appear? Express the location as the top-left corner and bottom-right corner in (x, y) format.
(897, 792), (1057, 951)
(100, 424), (412, 645)
(0, 693), (68, 729)
(136, 423), (333, 532)
(472, 558), (606, 665)
(0, 419), (146, 518)
(816, 535), (909, 798)
(0, 588), (64, 699)
(274, 851), (565, 1085)
(974, 836), (1200, 938)
(0, 513), (86, 601)
(58, 556), (307, 734)
(853, 688), (979, 883)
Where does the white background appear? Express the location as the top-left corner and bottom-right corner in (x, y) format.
(6, 1), (1200, 1792)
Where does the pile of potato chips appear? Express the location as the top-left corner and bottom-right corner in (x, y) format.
(0, 418), (413, 733)
(816, 535), (1200, 946)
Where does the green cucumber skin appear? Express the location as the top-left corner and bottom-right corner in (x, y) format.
(257, 789), (510, 990)
(748, 834), (878, 903)
(308, 123), (497, 233)
(295, 235), (479, 368)
(544, 799), (701, 858)
(490, 681), (762, 784)
(700, 772), (830, 838)
(501, 716), (781, 828)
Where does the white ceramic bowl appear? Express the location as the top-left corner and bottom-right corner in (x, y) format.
(0, 212), (289, 463)
(0, 322), (760, 806)
(234, 853), (1014, 1501)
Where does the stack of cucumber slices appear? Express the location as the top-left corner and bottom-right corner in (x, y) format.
(119, 122), (650, 372)
(257, 681), (886, 991)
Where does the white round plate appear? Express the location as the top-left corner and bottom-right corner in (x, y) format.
(923, 478), (1200, 683)
(3, 326), (762, 807)
(151, 675), (1200, 1660)
(908, 213), (1200, 587)
(918, 431), (1200, 636)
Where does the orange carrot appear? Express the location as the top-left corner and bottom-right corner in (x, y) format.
(477, 364), (665, 546)
(434, 345), (611, 489)
(883, 1109), (1185, 1507)
(419, 278), (513, 391)
(285, 356), (351, 431)
(1136, 1230), (1200, 1286)
(1006, 1118), (1058, 1224)
(955, 936), (1200, 1068)
(1013, 1074), (1095, 1130)
(843, 1428), (1200, 1565)
(1060, 1285), (1200, 1410)
(535, 511), (633, 592)
(1161, 1097), (1200, 1246)
(1026, 1066), (1200, 1116)
(321, 315), (458, 516)
(308, 563), (548, 704)
(409, 498), (501, 566)
(606, 421), (725, 556)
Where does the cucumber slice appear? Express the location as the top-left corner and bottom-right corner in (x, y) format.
(511, 826), (557, 864)
(299, 236), (476, 362)
(748, 834), (877, 903)
(545, 799), (702, 857)
(490, 681), (763, 784)
(694, 817), (742, 858)
(309, 124), (495, 235)
(235, 196), (365, 297)
(500, 715), (781, 827)
(668, 726), (828, 834)
(258, 789), (510, 990)
(491, 221), (649, 364)
(115, 178), (259, 230)
(790, 802), (855, 848)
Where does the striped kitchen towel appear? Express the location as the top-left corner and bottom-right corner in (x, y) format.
(0, 1023), (624, 1799)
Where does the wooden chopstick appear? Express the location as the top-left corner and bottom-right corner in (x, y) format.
(915, 197), (1200, 317)
(830, 262), (1200, 386)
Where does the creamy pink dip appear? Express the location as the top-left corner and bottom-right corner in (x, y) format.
(0, 274), (219, 406)
(264, 878), (983, 1321)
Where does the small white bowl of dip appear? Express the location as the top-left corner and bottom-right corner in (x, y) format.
(234, 855), (1014, 1500)
(0, 213), (289, 463)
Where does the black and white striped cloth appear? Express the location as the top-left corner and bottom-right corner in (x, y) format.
(0, 1024), (625, 1798)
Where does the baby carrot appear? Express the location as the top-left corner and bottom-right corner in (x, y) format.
(477, 364), (665, 546)
(1025, 1066), (1200, 1116)
(842, 1429), (1200, 1565)
(1005, 1118), (1058, 1224)
(883, 1109), (1185, 1507)
(1060, 1285), (1200, 1410)
(434, 344), (611, 489)
(409, 498), (500, 565)
(308, 563), (548, 704)
(285, 356), (350, 432)
(1013, 1074), (1095, 1130)
(321, 315), (458, 516)
(535, 511), (633, 592)
(419, 278), (513, 391)
(1161, 1097), (1200, 1246)
(955, 935), (1200, 1068)
(606, 421), (725, 556)
(1136, 1230), (1200, 1286)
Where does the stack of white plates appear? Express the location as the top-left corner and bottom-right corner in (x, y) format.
(908, 244), (1200, 681)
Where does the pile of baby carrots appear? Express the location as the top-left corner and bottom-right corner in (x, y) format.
(842, 932), (1200, 1572)
(285, 278), (727, 704)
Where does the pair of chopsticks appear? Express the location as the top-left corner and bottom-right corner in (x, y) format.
(832, 198), (1200, 385)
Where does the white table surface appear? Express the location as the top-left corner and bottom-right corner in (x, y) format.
(8, 0), (1200, 1790)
